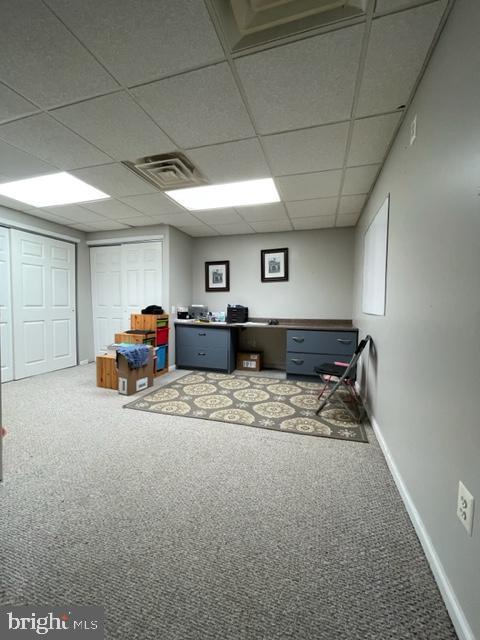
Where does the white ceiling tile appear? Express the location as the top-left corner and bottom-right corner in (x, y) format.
(339, 195), (367, 214)
(235, 26), (363, 134)
(186, 139), (270, 183)
(336, 213), (361, 227)
(357, 2), (446, 116)
(213, 222), (255, 235)
(53, 92), (174, 161)
(151, 212), (200, 227)
(375, 0), (446, 15)
(0, 140), (55, 180)
(263, 123), (349, 176)
(286, 198), (338, 218)
(249, 220), (293, 233)
(71, 163), (156, 197)
(292, 216), (335, 230)
(0, 83), (38, 123)
(26, 210), (74, 225)
(194, 209), (243, 225)
(276, 170), (342, 201)
(44, 0), (224, 86)
(120, 193), (184, 215)
(236, 203), (288, 222)
(180, 225), (219, 237)
(348, 113), (401, 166)
(69, 223), (95, 232)
(0, 0), (118, 108)
(132, 63), (255, 148)
(116, 216), (156, 227)
(43, 205), (107, 223)
(0, 114), (111, 170)
(81, 199), (144, 220)
(84, 221), (132, 231)
(342, 164), (381, 195)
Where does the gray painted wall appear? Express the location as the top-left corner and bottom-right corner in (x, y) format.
(352, 1), (480, 637)
(168, 227), (193, 365)
(192, 228), (355, 319)
(0, 206), (93, 364)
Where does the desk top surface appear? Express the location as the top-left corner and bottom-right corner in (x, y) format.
(175, 319), (357, 332)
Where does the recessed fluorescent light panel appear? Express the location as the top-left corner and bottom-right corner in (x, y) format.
(165, 178), (280, 210)
(0, 172), (110, 207)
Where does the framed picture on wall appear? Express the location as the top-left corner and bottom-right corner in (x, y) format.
(205, 260), (230, 292)
(261, 248), (289, 282)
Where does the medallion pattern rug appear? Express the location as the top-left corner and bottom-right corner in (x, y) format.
(125, 372), (368, 443)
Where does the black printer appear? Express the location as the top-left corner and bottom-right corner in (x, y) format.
(226, 304), (248, 323)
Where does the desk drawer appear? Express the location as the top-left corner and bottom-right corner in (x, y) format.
(287, 330), (356, 355)
(177, 345), (228, 370)
(176, 325), (229, 349)
(286, 352), (351, 376)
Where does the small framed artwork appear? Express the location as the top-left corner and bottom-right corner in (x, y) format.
(261, 248), (289, 282)
(205, 260), (230, 292)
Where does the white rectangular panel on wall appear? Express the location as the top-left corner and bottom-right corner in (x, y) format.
(362, 195), (390, 316)
(0, 227), (13, 382)
(90, 241), (163, 355)
(11, 229), (77, 379)
(90, 245), (124, 354)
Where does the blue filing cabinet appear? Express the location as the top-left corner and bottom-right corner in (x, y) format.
(286, 329), (357, 378)
(176, 325), (236, 373)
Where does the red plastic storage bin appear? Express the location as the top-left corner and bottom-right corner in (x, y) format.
(156, 327), (169, 346)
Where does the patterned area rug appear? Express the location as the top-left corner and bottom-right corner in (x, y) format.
(125, 372), (368, 443)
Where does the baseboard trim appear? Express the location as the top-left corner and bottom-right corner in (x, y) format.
(168, 365), (176, 372)
(359, 390), (475, 640)
(79, 359), (89, 366)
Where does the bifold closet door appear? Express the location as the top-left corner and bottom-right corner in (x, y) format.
(0, 227), (13, 383)
(122, 242), (163, 319)
(90, 242), (163, 355)
(90, 245), (124, 354)
(11, 229), (77, 379)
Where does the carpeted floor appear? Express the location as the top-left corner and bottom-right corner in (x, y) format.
(125, 371), (368, 442)
(0, 365), (457, 640)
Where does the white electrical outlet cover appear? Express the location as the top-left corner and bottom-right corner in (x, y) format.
(457, 481), (475, 536)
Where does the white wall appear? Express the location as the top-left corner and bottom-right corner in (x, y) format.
(352, 1), (480, 638)
(0, 206), (93, 364)
(192, 228), (355, 319)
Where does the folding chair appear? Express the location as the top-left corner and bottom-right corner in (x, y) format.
(314, 335), (371, 425)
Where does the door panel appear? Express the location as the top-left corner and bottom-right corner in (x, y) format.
(90, 245), (124, 354)
(0, 227), (13, 382)
(11, 229), (76, 379)
(91, 242), (163, 355)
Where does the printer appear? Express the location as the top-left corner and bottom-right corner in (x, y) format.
(227, 304), (248, 323)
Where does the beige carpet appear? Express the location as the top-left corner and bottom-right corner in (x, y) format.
(125, 371), (368, 442)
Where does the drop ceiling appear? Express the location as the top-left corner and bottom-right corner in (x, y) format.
(0, 0), (448, 237)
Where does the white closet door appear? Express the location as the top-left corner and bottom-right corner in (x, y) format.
(11, 230), (77, 379)
(0, 227), (13, 382)
(90, 242), (163, 354)
(90, 245), (124, 354)
(122, 242), (163, 319)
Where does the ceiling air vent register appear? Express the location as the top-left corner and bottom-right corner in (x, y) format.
(122, 153), (207, 191)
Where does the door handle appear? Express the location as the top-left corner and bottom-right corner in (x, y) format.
(292, 336), (304, 342)
(337, 338), (352, 344)
(290, 358), (304, 364)
(198, 332), (206, 336)
(198, 352), (206, 356)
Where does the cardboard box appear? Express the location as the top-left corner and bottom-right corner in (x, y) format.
(236, 352), (263, 372)
(117, 347), (154, 396)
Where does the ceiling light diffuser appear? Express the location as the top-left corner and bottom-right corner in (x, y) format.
(165, 178), (280, 210)
(0, 172), (110, 207)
